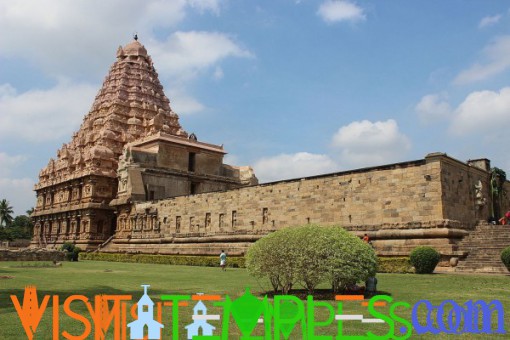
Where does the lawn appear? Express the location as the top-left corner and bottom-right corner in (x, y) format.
(0, 260), (509, 339)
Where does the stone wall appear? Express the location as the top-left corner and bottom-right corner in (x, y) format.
(105, 153), (505, 261)
(439, 156), (492, 225)
(0, 249), (65, 262)
(142, 156), (443, 233)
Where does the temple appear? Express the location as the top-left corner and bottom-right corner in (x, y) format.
(31, 38), (257, 250)
(32, 38), (510, 273)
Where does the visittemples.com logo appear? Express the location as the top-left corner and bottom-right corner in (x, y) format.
(9, 284), (505, 339)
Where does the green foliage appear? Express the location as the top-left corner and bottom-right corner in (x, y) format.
(61, 242), (81, 261)
(491, 167), (507, 218)
(409, 246), (440, 274)
(377, 257), (414, 273)
(245, 228), (300, 294)
(246, 225), (378, 294)
(0, 214), (34, 241)
(0, 199), (14, 227)
(79, 252), (246, 268)
(12, 215), (33, 239)
(501, 246), (510, 271)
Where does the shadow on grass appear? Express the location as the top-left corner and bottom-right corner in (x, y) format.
(259, 289), (393, 301)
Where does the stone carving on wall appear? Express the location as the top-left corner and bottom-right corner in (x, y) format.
(475, 180), (486, 208)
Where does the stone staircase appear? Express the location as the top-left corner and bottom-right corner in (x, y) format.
(95, 235), (116, 252)
(454, 223), (510, 274)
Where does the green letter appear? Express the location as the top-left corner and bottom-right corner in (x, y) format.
(366, 295), (394, 339)
(274, 295), (306, 339)
(307, 296), (334, 339)
(160, 294), (191, 339)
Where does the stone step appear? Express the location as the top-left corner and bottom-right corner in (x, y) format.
(456, 261), (506, 268)
(463, 252), (508, 255)
(454, 268), (508, 274)
(457, 261), (505, 266)
(460, 239), (510, 242)
(452, 223), (510, 273)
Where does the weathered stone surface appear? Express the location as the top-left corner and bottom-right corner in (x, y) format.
(0, 248), (65, 262)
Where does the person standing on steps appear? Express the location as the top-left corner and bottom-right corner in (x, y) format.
(220, 250), (227, 271)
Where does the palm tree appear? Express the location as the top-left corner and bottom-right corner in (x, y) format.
(0, 199), (14, 227)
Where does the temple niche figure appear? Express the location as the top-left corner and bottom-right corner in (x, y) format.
(475, 180), (486, 207)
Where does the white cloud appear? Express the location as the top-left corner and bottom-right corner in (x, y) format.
(0, 151), (35, 215)
(415, 93), (452, 124)
(188, 0), (222, 15)
(223, 154), (239, 166)
(0, 152), (27, 177)
(0, 81), (97, 142)
(331, 119), (411, 167)
(0, 0), (225, 78)
(168, 88), (206, 115)
(0, 1), (250, 122)
(148, 31), (252, 82)
(454, 35), (510, 85)
(0, 177), (35, 216)
(213, 66), (225, 80)
(317, 0), (366, 24)
(479, 14), (501, 29)
(253, 152), (337, 182)
(450, 87), (510, 135)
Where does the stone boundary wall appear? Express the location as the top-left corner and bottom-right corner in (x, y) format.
(108, 154), (486, 258)
(0, 249), (65, 261)
(0, 239), (31, 248)
(149, 156), (444, 234)
(101, 153), (509, 267)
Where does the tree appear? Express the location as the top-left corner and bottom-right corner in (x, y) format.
(0, 199), (14, 227)
(11, 215), (34, 239)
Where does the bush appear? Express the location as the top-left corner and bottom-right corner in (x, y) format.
(409, 246), (440, 274)
(377, 257), (414, 273)
(61, 242), (81, 262)
(79, 252), (246, 268)
(500, 246), (510, 271)
(246, 225), (377, 294)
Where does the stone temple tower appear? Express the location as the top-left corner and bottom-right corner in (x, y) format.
(31, 37), (256, 250)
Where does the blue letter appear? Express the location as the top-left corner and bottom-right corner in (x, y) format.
(411, 300), (439, 335)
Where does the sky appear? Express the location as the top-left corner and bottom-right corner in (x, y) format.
(1, 0), (510, 216)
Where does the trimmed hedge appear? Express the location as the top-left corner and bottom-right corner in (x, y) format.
(377, 257), (414, 273)
(409, 246), (440, 274)
(79, 252), (414, 273)
(79, 252), (245, 268)
(501, 246), (510, 271)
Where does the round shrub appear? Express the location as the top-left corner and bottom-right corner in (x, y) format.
(500, 246), (510, 271)
(246, 225), (377, 294)
(409, 246), (440, 274)
(61, 242), (81, 261)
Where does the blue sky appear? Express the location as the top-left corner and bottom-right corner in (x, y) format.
(1, 0), (510, 215)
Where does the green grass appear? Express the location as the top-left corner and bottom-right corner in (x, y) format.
(0, 260), (509, 339)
